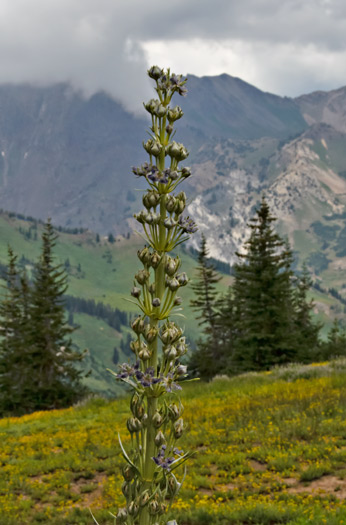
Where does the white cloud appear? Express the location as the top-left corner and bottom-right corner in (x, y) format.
(142, 39), (346, 97)
(0, 0), (345, 109)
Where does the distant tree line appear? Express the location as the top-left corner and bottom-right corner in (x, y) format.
(0, 209), (87, 235)
(190, 197), (346, 380)
(64, 295), (128, 332)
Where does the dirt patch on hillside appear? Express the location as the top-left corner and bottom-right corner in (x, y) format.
(286, 474), (346, 499)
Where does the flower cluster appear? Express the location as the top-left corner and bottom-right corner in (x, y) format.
(111, 67), (195, 525)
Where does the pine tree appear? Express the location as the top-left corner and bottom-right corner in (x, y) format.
(0, 247), (27, 414)
(189, 234), (223, 378)
(27, 220), (87, 410)
(321, 319), (346, 359)
(293, 263), (321, 362)
(231, 197), (297, 372)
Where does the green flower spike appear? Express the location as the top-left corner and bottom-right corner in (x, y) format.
(107, 67), (196, 525)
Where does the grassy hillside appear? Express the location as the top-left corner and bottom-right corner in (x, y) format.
(0, 211), (232, 394)
(1, 360), (346, 524)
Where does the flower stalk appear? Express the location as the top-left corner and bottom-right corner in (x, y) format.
(109, 66), (196, 525)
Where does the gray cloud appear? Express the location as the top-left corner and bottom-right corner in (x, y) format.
(0, 0), (345, 109)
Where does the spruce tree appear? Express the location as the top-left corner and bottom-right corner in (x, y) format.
(293, 263), (321, 362)
(321, 319), (346, 359)
(28, 220), (87, 410)
(189, 234), (223, 378)
(231, 197), (297, 372)
(0, 247), (27, 414)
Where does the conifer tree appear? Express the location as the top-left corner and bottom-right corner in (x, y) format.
(231, 197), (297, 372)
(27, 220), (87, 410)
(0, 247), (27, 414)
(321, 319), (346, 359)
(293, 263), (321, 362)
(189, 234), (223, 378)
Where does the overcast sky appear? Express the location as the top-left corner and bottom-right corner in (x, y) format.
(0, 0), (345, 112)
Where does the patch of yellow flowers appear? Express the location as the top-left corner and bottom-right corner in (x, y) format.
(1, 368), (346, 523)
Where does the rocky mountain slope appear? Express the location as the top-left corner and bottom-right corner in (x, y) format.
(0, 76), (346, 300)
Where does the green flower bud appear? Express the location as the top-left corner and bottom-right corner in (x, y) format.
(150, 252), (161, 268)
(166, 195), (176, 213)
(116, 508), (128, 524)
(134, 210), (149, 224)
(176, 191), (186, 204)
(131, 286), (141, 298)
(144, 98), (159, 114)
(164, 345), (177, 360)
(160, 322), (182, 344)
(140, 489), (151, 507)
(127, 417), (142, 434)
(152, 410), (163, 428)
(170, 170), (179, 181)
(122, 465), (136, 482)
(152, 297), (161, 307)
(139, 347), (152, 361)
(135, 269), (150, 285)
(143, 139), (153, 154)
(174, 418), (184, 438)
(146, 212), (160, 225)
(151, 140), (163, 157)
(143, 324), (158, 343)
(174, 296), (182, 306)
(167, 476), (181, 498)
(130, 340), (140, 354)
(130, 393), (142, 417)
(128, 501), (139, 517)
(154, 103), (167, 117)
(131, 316), (145, 334)
(167, 278), (180, 292)
(177, 272), (188, 286)
(148, 283), (156, 295)
(154, 430), (166, 446)
(164, 217), (177, 230)
(166, 141), (189, 161)
(181, 166), (191, 178)
(141, 413), (148, 427)
(166, 124), (173, 135)
(167, 106), (184, 122)
(121, 481), (131, 498)
(148, 66), (163, 80)
(137, 246), (151, 265)
(149, 500), (160, 515)
(165, 256), (178, 277)
(143, 190), (160, 209)
(168, 403), (182, 421)
(176, 337), (187, 356)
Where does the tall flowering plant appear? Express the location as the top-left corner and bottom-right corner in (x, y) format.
(110, 67), (196, 525)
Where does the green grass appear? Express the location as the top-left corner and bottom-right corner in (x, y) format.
(2, 360), (346, 524)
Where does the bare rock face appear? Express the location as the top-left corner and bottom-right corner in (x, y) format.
(296, 86), (346, 133)
(0, 76), (346, 280)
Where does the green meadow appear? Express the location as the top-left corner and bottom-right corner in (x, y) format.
(1, 360), (346, 524)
